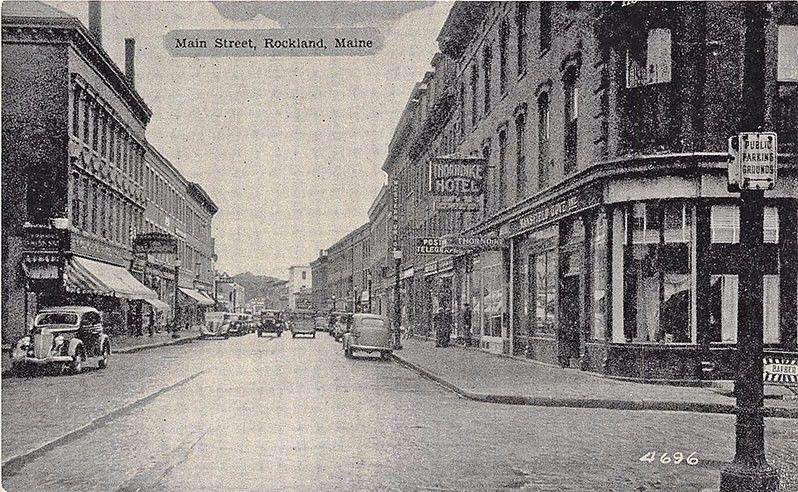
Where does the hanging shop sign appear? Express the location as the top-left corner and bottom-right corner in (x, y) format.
(763, 355), (798, 384)
(728, 132), (777, 192)
(428, 157), (486, 196)
(392, 178), (400, 254)
(505, 186), (603, 236)
(415, 236), (506, 255)
(23, 225), (62, 252)
(434, 199), (481, 212)
(133, 232), (178, 255)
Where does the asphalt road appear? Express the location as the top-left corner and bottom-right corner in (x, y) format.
(3, 332), (797, 491)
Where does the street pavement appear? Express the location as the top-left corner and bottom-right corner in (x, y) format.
(2, 331), (797, 491)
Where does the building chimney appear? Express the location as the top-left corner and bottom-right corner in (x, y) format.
(125, 38), (135, 87)
(88, 0), (102, 45)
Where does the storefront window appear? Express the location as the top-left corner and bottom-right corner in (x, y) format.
(481, 254), (504, 337)
(711, 205), (778, 243)
(532, 250), (557, 336)
(710, 274), (780, 344)
(592, 212), (607, 340)
(626, 202), (693, 343)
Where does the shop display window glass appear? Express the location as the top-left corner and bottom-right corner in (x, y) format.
(625, 202), (693, 343)
(532, 250), (557, 336)
(711, 205), (779, 243)
(480, 254), (505, 338)
(709, 274), (780, 344)
(592, 212), (607, 340)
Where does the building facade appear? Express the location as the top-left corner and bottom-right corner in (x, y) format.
(310, 251), (328, 311)
(368, 186), (391, 316)
(287, 265), (312, 311)
(344, 1), (797, 382)
(1, 1), (218, 341)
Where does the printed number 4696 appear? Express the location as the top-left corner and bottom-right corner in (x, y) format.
(639, 451), (698, 465)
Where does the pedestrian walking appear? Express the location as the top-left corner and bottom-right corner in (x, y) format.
(441, 306), (452, 348)
(433, 307), (445, 347)
(146, 306), (155, 337)
(461, 303), (472, 347)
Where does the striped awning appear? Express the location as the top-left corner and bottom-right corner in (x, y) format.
(64, 256), (157, 300)
(178, 287), (215, 306)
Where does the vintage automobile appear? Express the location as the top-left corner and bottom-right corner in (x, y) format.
(343, 313), (393, 360)
(11, 306), (111, 374)
(290, 310), (316, 338)
(227, 313), (251, 336)
(314, 316), (329, 334)
(257, 310), (283, 337)
(332, 312), (352, 342)
(201, 311), (231, 339)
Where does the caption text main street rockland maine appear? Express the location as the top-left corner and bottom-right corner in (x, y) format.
(166, 29), (383, 56)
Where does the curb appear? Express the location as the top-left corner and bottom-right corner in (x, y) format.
(1, 370), (205, 475)
(392, 353), (798, 419)
(112, 334), (202, 354)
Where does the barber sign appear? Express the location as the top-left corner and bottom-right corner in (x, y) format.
(428, 157), (486, 196)
(763, 356), (798, 384)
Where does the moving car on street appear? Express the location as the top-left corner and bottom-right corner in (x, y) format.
(257, 310), (283, 337)
(290, 309), (316, 338)
(343, 313), (393, 360)
(315, 316), (329, 334)
(11, 306), (111, 374)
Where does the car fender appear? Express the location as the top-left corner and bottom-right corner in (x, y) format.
(99, 334), (110, 353)
(68, 338), (83, 358)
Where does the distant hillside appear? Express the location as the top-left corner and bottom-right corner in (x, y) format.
(231, 272), (287, 302)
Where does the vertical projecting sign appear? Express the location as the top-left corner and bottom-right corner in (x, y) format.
(392, 178), (400, 255)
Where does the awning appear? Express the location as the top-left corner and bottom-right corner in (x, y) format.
(65, 256), (156, 300)
(144, 298), (171, 313)
(178, 287), (215, 306)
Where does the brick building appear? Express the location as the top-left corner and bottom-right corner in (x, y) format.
(1, 1), (218, 341)
(364, 1), (797, 381)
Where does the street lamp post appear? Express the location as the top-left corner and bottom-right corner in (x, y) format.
(719, 4), (778, 491)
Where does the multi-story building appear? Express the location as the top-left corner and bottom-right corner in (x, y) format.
(287, 265), (311, 311)
(310, 251), (328, 311)
(1, 1), (218, 341)
(367, 186), (391, 316)
(322, 223), (370, 313)
(215, 275), (245, 313)
(378, 1), (798, 382)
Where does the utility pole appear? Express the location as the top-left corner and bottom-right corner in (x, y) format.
(719, 3), (779, 491)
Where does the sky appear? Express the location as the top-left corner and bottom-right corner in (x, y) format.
(46, 0), (452, 278)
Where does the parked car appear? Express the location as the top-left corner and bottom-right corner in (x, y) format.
(258, 310), (283, 337)
(227, 313), (249, 336)
(202, 311), (231, 338)
(290, 310), (316, 338)
(343, 313), (393, 360)
(332, 312), (352, 342)
(11, 306), (111, 374)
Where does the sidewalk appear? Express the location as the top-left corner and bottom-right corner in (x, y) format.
(392, 338), (798, 418)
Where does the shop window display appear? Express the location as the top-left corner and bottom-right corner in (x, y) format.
(532, 250), (557, 336)
(709, 274), (781, 344)
(625, 202), (693, 343)
(592, 212), (608, 340)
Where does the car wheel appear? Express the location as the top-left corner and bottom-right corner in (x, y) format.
(98, 344), (110, 369)
(380, 351), (392, 361)
(71, 352), (83, 374)
(344, 346), (353, 358)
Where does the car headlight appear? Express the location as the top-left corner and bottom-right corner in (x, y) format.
(53, 335), (65, 348)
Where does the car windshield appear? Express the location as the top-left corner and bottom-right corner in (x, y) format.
(35, 313), (79, 326)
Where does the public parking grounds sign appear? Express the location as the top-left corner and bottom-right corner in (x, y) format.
(728, 132), (777, 191)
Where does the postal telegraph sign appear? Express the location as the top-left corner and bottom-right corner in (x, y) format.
(428, 157), (486, 196)
(728, 132), (777, 191)
(416, 236), (506, 255)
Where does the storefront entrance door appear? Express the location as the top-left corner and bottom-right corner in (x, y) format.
(559, 274), (581, 366)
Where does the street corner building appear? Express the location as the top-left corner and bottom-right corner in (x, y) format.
(313, 1), (798, 383)
(1, 1), (219, 344)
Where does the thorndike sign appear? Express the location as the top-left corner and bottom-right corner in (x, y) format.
(428, 157), (486, 196)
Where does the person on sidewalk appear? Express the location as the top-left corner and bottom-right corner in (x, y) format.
(146, 307), (155, 337)
(433, 307), (445, 347)
(461, 303), (472, 347)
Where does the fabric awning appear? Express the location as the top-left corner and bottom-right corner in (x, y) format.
(144, 298), (171, 313)
(65, 256), (156, 300)
(179, 287), (215, 306)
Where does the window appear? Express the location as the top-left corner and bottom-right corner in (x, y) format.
(108, 123), (115, 164)
(627, 28), (672, 88)
(481, 141), (492, 216)
(458, 81), (465, 137)
(470, 65), (479, 128)
(564, 68), (579, 175)
(537, 92), (550, 189)
(72, 86), (81, 137)
(90, 182), (98, 235)
(532, 250), (557, 336)
(82, 97), (91, 144)
(82, 176), (90, 230)
(625, 202), (693, 343)
(516, 3), (528, 76)
(515, 111), (527, 196)
(710, 205), (778, 243)
(709, 274), (780, 344)
(778, 25), (798, 82)
(497, 128), (507, 210)
(91, 104), (99, 151)
(499, 20), (509, 95)
(592, 212), (608, 340)
(483, 44), (492, 115)
(540, 2), (552, 53)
